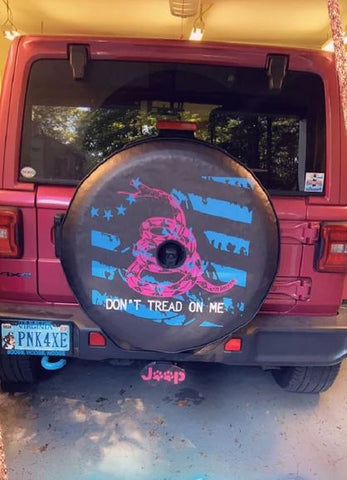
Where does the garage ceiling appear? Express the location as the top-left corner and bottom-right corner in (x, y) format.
(0, 0), (346, 79)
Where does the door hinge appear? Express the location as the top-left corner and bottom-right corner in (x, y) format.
(269, 277), (312, 301)
(303, 222), (320, 244)
(266, 54), (289, 90)
(296, 278), (312, 300)
(68, 44), (89, 80)
(280, 221), (320, 245)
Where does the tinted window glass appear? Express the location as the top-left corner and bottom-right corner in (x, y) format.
(20, 60), (325, 192)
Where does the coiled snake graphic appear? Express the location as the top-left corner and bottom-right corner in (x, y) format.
(118, 181), (236, 298)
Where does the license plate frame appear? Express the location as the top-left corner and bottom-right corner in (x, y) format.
(1, 320), (71, 356)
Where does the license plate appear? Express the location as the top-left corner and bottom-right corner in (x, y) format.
(1, 320), (71, 356)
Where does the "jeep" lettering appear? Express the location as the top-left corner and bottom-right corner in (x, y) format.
(0, 271), (32, 278)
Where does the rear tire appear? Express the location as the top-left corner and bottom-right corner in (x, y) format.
(0, 355), (45, 390)
(272, 364), (341, 393)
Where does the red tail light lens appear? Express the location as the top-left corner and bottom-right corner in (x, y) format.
(156, 120), (197, 132)
(224, 338), (242, 352)
(89, 332), (106, 346)
(318, 224), (347, 272)
(0, 208), (22, 258)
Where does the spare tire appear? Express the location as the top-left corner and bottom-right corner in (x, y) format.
(61, 139), (279, 353)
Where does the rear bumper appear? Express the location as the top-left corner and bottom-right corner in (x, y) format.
(0, 302), (347, 366)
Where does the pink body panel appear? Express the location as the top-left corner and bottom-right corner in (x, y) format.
(36, 187), (76, 303)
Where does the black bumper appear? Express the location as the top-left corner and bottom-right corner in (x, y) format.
(1, 303), (347, 366)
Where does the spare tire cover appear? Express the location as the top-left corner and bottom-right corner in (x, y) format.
(61, 139), (279, 352)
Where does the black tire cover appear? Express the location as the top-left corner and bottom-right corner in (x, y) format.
(61, 139), (279, 353)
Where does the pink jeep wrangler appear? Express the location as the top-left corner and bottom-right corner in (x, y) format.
(0, 36), (346, 393)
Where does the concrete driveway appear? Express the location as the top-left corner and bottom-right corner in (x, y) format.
(0, 359), (346, 480)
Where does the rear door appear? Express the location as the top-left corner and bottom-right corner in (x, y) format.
(19, 45), (328, 309)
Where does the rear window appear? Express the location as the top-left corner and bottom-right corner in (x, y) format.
(20, 58), (326, 193)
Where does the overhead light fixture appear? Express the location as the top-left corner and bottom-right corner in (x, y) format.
(169, 0), (200, 17)
(189, 3), (208, 41)
(189, 26), (204, 41)
(1, 0), (20, 41)
(322, 32), (347, 51)
(2, 28), (20, 40)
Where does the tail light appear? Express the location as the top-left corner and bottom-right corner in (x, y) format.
(224, 337), (242, 352)
(318, 224), (347, 272)
(156, 120), (197, 132)
(0, 208), (23, 258)
(88, 332), (106, 346)
(156, 120), (197, 139)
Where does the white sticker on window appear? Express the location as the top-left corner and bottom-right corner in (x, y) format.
(304, 172), (324, 193)
(21, 166), (36, 179)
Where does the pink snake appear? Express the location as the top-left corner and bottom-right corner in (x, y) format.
(118, 181), (236, 298)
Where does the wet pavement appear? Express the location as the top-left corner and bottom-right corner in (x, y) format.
(0, 359), (347, 480)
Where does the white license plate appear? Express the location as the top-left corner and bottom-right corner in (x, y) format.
(1, 321), (70, 355)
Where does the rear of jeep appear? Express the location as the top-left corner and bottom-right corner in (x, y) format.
(0, 36), (347, 393)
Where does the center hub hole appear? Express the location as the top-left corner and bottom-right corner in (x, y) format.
(157, 241), (186, 269)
